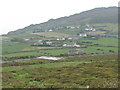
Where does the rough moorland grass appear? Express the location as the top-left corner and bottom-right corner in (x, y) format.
(2, 59), (118, 88)
(3, 61), (93, 72)
(2, 53), (117, 66)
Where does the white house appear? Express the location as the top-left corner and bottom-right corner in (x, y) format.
(46, 41), (52, 45)
(85, 28), (93, 31)
(79, 33), (87, 37)
(70, 26), (75, 29)
(68, 37), (73, 40)
(49, 29), (53, 32)
(24, 38), (30, 41)
(63, 43), (80, 47)
(57, 38), (65, 41)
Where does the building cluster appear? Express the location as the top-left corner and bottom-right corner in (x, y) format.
(32, 39), (86, 48)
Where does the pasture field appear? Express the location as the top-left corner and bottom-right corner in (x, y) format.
(74, 37), (118, 47)
(32, 32), (69, 38)
(2, 51), (44, 58)
(2, 42), (31, 54)
(57, 28), (81, 35)
(91, 23), (118, 31)
(2, 47), (68, 58)
(2, 45), (118, 58)
(83, 46), (118, 54)
(2, 36), (118, 59)
(7, 33), (40, 39)
(2, 54), (118, 88)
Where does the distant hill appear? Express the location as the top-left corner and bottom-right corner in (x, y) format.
(7, 7), (118, 35)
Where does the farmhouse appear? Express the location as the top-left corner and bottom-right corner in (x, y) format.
(66, 26), (75, 29)
(24, 38), (30, 41)
(45, 41), (52, 45)
(70, 26), (75, 29)
(57, 37), (65, 41)
(85, 27), (93, 31)
(63, 43), (80, 47)
(84, 24), (96, 31)
(79, 33), (87, 37)
(48, 29), (53, 32)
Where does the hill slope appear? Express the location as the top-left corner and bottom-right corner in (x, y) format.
(7, 7), (118, 35)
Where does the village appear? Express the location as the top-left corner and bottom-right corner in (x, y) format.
(22, 24), (117, 48)
(11, 24), (115, 55)
(3, 24), (117, 56)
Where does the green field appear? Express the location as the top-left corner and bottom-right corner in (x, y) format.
(2, 42), (31, 54)
(83, 46), (118, 54)
(74, 37), (118, 47)
(57, 28), (81, 35)
(2, 36), (118, 58)
(32, 32), (69, 38)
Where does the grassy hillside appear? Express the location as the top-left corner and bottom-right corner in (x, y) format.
(7, 7), (118, 35)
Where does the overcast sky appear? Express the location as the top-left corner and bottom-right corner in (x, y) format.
(0, 0), (119, 34)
